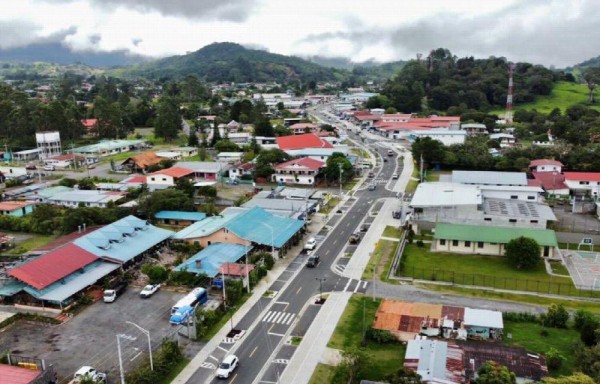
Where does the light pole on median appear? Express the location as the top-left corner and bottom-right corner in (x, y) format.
(126, 321), (153, 371)
(260, 221), (275, 260)
(315, 277), (326, 302)
(116, 333), (137, 384)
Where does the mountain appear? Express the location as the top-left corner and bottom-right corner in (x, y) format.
(305, 55), (406, 82)
(566, 55), (600, 71)
(120, 42), (348, 83)
(0, 42), (149, 68)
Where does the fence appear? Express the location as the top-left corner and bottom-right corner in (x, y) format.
(397, 266), (600, 299)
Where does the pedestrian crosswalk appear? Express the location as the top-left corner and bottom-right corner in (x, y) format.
(262, 311), (296, 325)
(343, 279), (368, 293)
(333, 264), (345, 274)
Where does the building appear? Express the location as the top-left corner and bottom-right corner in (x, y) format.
(229, 162), (255, 180)
(0, 166), (27, 179)
(121, 152), (162, 173)
(46, 189), (126, 208)
(173, 206), (304, 257)
(13, 148), (42, 162)
(564, 172), (600, 196)
(155, 151), (182, 161)
(43, 153), (88, 168)
(0, 201), (34, 217)
(146, 166), (194, 186)
(432, 223), (558, 257)
(176, 161), (228, 180)
(227, 132), (252, 145)
(72, 139), (146, 157)
(529, 159), (563, 173)
(0, 362), (56, 384)
(217, 152), (244, 163)
(173, 243), (252, 278)
(489, 133), (516, 147)
(340, 92), (379, 103)
(441, 170), (528, 186)
(531, 172), (569, 196)
(460, 123), (488, 135)
(409, 129), (467, 146)
(404, 339), (464, 383)
(35, 131), (62, 159)
(155, 211), (206, 227)
(276, 133), (333, 151)
(284, 147), (349, 162)
(81, 118), (98, 134)
(170, 147), (198, 158)
(272, 157), (325, 186)
(289, 123), (318, 135)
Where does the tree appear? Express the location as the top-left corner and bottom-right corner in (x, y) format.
(543, 304), (570, 329)
(545, 347), (564, 370)
(188, 132), (199, 147)
(542, 373), (595, 384)
(582, 67), (600, 104)
(139, 189), (195, 218)
(214, 140), (240, 153)
(575, 343), (600, 381)
(475, 361), (516, 384)
(324, 152), (353, 184)
(505, 236), (541, 269)
(254, 116), (275, 137)
(255, 148), (290, 179)
(384, 367), (422, 384)
(154, 96), (181, 141)
(210, 120), (221, 147)
(411, 137), (446, 168)
(332, 348), (370, 384)
(77, 178), (96, 190)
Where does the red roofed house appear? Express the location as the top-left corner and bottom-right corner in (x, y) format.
(529, 159), (563, 173)
(532, 172), (569, 196)
(228, 162), (255, 180)
(272, 157), (325, 185)
(276, 133), (333, 151)
(289, 123), (318, 135)
(564, 172), (600, 196)
(146, 166), (194, 186)
(0, 201), (35, 217)
(81, 119), (98, 135)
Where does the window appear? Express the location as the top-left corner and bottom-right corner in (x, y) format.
(527, 196), (535, 200)
(510, 195), (518, 199)
(162, 178), (167, 181)
(478, 242), (484, 248)
(484, 218), (492, 222)
(439, 239), (446, 246)
(151, 177), (155, 181)
(509, 219), (517, 223)
(452, 240), (459, 246)
(465, 241), (471, 247)
(530, 220), (538, 224)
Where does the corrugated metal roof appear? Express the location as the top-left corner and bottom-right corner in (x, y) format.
(155, 211), (206, 221)
(452, 170), (528, 186)
(433, 223), (558, 247)
(226, 206), (304, 248)
(0, 364), (42, 384)
(9, 243), (98, 290)
(464, 307), (503, 329)
(173, 213), (240, 240)
(174, 243), (252, 277)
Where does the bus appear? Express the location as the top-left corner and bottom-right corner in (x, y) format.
(170, 287), (207, 315)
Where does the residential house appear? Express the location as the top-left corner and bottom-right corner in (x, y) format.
(531, 172), (570, 196)
(529, 159), (563, 173)
(173, 243), (252, 278)
(46, 189), (126, 208)
(404, 340), (464, 383)
(563, 172), (600, 196)
(409, 129), (467, 146)
(272, 157), (325, 186)
(489, 133), (516, 147)
(227, 132), (252, 145)
(284, 147), (349, 162)
(146, 166), (194, 186)
(176, 161), (228, 180)
(0, 201), (34, 216)
(440, 170), (528, 186)
(121, 152), (162, 173)
(13, 148), (41, 162)
(432, 223), (558, 257)
(276, 133), (334, 152)
(229, 162), (255, 180)
(0, 166), (27, 179)
(81, 118), (98, 134)
(170, 147), (198, 158)
(460, 123), (488, 135)
(72, 139), (146, 157)
(217, 152), (244, 163)
(289, 123), (318, 135)
(44, 154), (88, 168)
(155, 211), (206, 227)
(155, 151), (182, 161)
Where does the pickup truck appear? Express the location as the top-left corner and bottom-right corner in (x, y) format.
(69, 366), (107, 383)
(103, 280), (128, 303)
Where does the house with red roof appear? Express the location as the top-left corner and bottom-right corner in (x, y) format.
(0, 201), (35, 217)
(81, 119), (98, 135)
(229, 162), (255, 180)
(531, 172), (569, 196)
(146, 166), (194, 186)
(272, 157), (325, 185)
(289, 123), (318, 135)
(564, 172), (600, 196)
(276, 133), (333, 151)
(529, 159), (564, 173)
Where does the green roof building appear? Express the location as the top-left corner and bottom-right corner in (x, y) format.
(432, 223), (557, 257)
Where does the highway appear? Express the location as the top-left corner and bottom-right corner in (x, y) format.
(186, 107), (403, 384)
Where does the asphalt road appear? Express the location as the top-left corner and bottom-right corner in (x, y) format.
(188, 117), (400, 384)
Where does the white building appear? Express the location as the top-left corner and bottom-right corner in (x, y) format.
(217, 152), (244, 163)
(460, 123), (488, 135)
(36, 131), (62, 159)
(272, 157), (324, 186)
(440, 170), (528, 186)
(529, 159), (563, 173)
(339, 92), (379, 103)
(146, 167), (194, 186)
(564, 172), (600, 196)
(409, 129), (467, 146)
(47, 190), (126, 208)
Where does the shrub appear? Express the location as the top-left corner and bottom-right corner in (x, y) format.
(503, 312), (539, 323)
(416, 240), (424, 247)
(366, 328), (396, 343)
(542, 304), (569, 329)
(141, 265), (169, 284)
(575, 310), (598, 330)
(545, 347), (564, 370)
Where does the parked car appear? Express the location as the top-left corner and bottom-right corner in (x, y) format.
(360, 223), (369, 232)
(216, 355), (239, 379)
(368, 183), (376, 191)
(349, 233), (361, 244)
(43, 165), (55, 171)
(25, 164), (36, 170)
(367, 171), (375, 178)
(306, 254), (320, 268)
(387, 149), (394, 156)
(140, 284), (160, 298)
(304, 237), (317, 250)
(103, 280), (128, 303)
(72, 366), (107, 383)
(392, 211), (401, 219)
(392, 173), (399, 179)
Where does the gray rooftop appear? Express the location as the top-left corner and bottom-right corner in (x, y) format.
(451, 170), (528, 186)
(483, 198), (556, 220)
(176, 161), (229, 173)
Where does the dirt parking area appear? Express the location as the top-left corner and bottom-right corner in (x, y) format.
(0, 287), (186, 383)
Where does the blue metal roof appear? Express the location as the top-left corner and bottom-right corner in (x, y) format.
(74, 215), (174, 263)
(174, 243), (252, 277)
(225, 206), (304, 248)
(173, 213), (240, 240)
(155, 211), (207, 221)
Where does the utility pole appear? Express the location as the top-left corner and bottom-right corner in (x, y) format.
(338, 163), (343, 199)
(315, 277), (326, 301)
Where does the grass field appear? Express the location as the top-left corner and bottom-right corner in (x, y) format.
(319, 197), (341, 214)
(549, 260), (570, 276)
(492, 81), (600, 114)
(504, 320), (579, 376)
(327, 296), (405, 381)
(6, 235), (56, 255)
(417, 283), (600, 313)
(398, 244), (576, 295)
(382, 226), (403, 239)
(308, 363), (337, 384)
(362, 240), (399, 280)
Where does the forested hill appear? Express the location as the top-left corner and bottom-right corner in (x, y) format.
(119, 42), (348, 84)
(373, 48), (564, 114)
(566, 55), (600, 71)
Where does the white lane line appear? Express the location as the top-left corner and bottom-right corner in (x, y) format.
(208, 355), (219, 362)
(343, 279), (352, 292)
(130, 351), (142, 361)
(272, 312), (284, 323)
(353, 281), (360, 293)
(274, 301), (289, 305)
(362, 281), (368, 288)
(217, 346), (229, 353)
(285, 314), (296, 325)
(278, 313), (291, 324)
(267, 332), (285, 337)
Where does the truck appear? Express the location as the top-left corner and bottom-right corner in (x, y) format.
(69, 366), (107, 383)
(103, 280), (128, 303)
(169, 305), (194, 325)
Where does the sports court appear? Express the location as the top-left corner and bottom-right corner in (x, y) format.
(563, 248), (600, 290)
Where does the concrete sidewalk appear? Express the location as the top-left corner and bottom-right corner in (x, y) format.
(279, 292), (352, 384)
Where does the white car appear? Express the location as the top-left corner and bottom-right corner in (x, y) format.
(392, 173), (399, 179)
(74, 366), (107, 383)
(216, 355), (239, 379)
(140, 284), (160, 298)
(304, 237), (317, 250)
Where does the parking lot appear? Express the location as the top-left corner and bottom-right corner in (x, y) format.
(0, 287), (187, 383)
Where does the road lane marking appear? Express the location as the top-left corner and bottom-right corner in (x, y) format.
(230, 373), (238, 383)
(274, 301), (289, 305)
(249, 346), (258, 358)
(354, 281), (361, 293)
(343, 279), (352, 291)
(267, 332), (285, 337)
(333, 239), (338, 245)
(296, 287), (302, 295)
(217, 346), (229, 352)
(130, 351), (142, 361)
(325, 250), (330, 255)
(362, 281), (368, 288)
(209, 355), (219, 361)
(272, 312), (284, 323)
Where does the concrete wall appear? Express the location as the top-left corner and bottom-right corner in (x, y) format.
(482, 190), (539, 202)
(432, 239), (554, 258)
(147, 174), (175, 186)
(184, 228), (250, 248)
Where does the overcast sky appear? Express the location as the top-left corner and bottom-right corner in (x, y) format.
(0, 0), (597, 67)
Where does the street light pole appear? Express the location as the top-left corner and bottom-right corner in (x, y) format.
(315, 277), (326, 301)
(116, 334), (136, 384)
(125, 321), (153, 371)
(338, 163), (343, 199)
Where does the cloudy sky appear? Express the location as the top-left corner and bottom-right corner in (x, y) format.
(0, 0), (597, 67)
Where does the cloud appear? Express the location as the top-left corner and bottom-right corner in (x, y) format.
(88, 0), (259, 22)
(0, 21), (77, 49)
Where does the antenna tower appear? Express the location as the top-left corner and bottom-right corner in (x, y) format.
(505, 62), (516, 123)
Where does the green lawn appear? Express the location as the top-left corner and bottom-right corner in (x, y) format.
(327, 296), (405, 381)
(362, 240), (399, 280)
(399, 244), (577, 295)
(343, 177), (361, 191)
(417, 283), (600, 313)
(6, 235), (56, 255)
(558, 242), (600, 252)
(504, 320), (579, 376)
(549, 261), (570, 276)
(157, 358), (190, 384)
(424, 170), (450, 182)
(491, 81), (600, 114)
(382, 226), (403, 239)
(319, 197), (341, 214)
(308, 363), (337, 384)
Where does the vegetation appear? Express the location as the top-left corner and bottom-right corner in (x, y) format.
(505, 237), (541, 269)
(382, 226), (403, 238)
(125, 339), (185, 384)
(308, 363), (337, 384)
(138, 189), (195, 219)
(362, 240), (398, 280)
(475, 361), (516, 384)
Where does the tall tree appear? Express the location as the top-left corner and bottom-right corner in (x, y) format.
(154, 96), (181, 142)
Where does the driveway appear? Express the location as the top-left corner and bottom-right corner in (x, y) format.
(0, 287), (186, 383)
